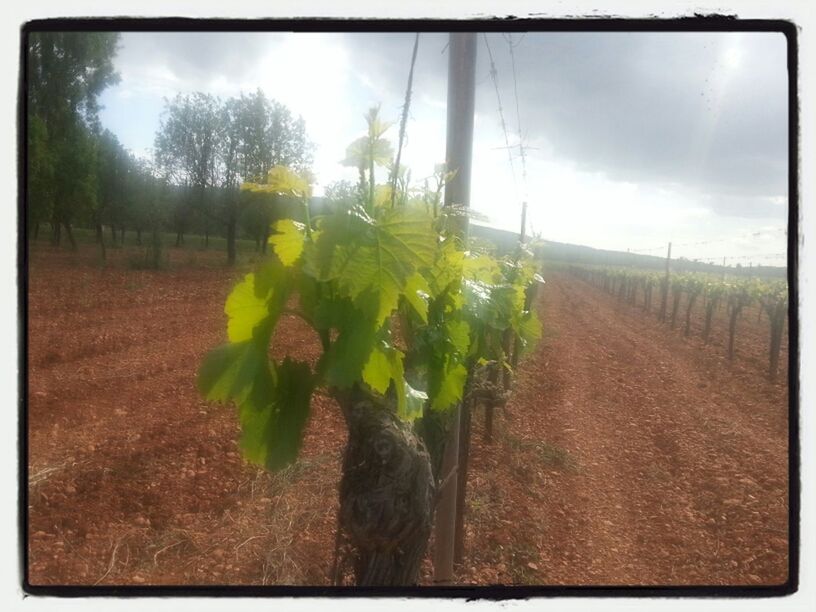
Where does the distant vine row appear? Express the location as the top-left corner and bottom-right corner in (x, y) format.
(569, 265), (788, 381)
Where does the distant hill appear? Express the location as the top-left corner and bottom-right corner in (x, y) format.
(468, 223), (787, 280)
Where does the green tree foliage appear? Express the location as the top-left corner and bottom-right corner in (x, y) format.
(26, 115), (53, 239)
(27, 32), (120, 246)
(323, 179), (360, 212)
(154, 92), (221, 246)
(95, 129), (131, 249)
(153, 89), (313, 262)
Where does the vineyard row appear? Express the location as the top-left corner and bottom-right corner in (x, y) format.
(567, 266), (788, 381)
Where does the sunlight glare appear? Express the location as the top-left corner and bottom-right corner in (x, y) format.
(723, 46), (743, 70)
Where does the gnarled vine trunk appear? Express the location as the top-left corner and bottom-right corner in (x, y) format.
(659, 280), (668, 322)
(703, 299), (718, 344)
(670, 290), (682, 329)
(727, 304), (743, 361)
(768, 304), (786, 381)
(684, 292), (699, 337)
(335, 390), (435, 586)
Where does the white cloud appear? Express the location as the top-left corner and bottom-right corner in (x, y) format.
(98, 31), (788, 264)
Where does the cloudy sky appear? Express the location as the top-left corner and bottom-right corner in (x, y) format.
(98, 30), (789, 265)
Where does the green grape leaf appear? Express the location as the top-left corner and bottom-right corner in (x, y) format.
(403, 271), (431, 323)
(463, 280), (516, 331)
(362, 345), (392, 394)
(445, 318), (471, 355)
(324, 306), (381, 388)
(225, 274), (269, 343)
(427, 237), (464, 296)
(307, 205), (436, 325)
(361, 342), (426, 422)
(225, 264), (290, 344)
(431, 356), (467, 411)
(269, 219), (306, 267)
(242, 165), (311, 199)
(463, 253), (502, 284)
(238, 358), (314, 471)
(517, 310), (542, 353)
(401, 381), (428, 422)
(197, 341), (272, 405)
(341, 135), (394, 169)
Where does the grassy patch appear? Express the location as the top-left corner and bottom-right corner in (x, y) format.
(505, 541), (542, 585)
(502, 430), (579, 472)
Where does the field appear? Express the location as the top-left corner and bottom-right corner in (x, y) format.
(26, 242), (789, 586)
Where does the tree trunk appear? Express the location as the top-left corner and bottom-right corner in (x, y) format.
(63, 221), (77, 251)
(335, 390), (435, 586)
(110, 225), (117, 246)
(95, 223), (106, 261)
(150, 227), (163, 270)
(136, 228), (142, 245)
(176, 231), (183, 247)
(226, 217), (237, 266)
(50, 214), (61, 246)
(120, 227), (125, 245)
(261, 225), (270, 255)
(32, 222), (40, 241)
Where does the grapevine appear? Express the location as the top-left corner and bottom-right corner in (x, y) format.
(197, 108), (542, 585)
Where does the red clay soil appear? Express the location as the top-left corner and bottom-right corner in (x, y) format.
(26, 246), (789, 587)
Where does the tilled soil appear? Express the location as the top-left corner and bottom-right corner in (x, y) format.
(26, 247), (790, 587)
(458, 271), (789, 586)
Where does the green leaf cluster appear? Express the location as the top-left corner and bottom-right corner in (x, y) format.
(198, 107), (544, 472)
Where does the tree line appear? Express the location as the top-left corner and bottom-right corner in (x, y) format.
(27, 31), (315, 266)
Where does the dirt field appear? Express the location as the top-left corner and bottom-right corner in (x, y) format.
(26, 245), (790, 587)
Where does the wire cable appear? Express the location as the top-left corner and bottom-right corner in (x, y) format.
(482, 33), (519, 203)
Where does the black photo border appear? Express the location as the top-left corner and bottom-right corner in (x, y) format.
(18, 15), (800, 600)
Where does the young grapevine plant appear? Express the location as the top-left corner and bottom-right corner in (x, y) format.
(195, 108), (542, 584)
(196, 166), (469, 469)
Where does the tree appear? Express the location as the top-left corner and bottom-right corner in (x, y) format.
(27, 32), (120, 247)
(154, 90), (313, 263)
(323, 179), (360, 213)
(218, 97), (243, 264)
(154, 92), (221, 247)
(26, 115), (53, 240)
(95, 129), (131, 256)
(231, 91), (313, 259)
